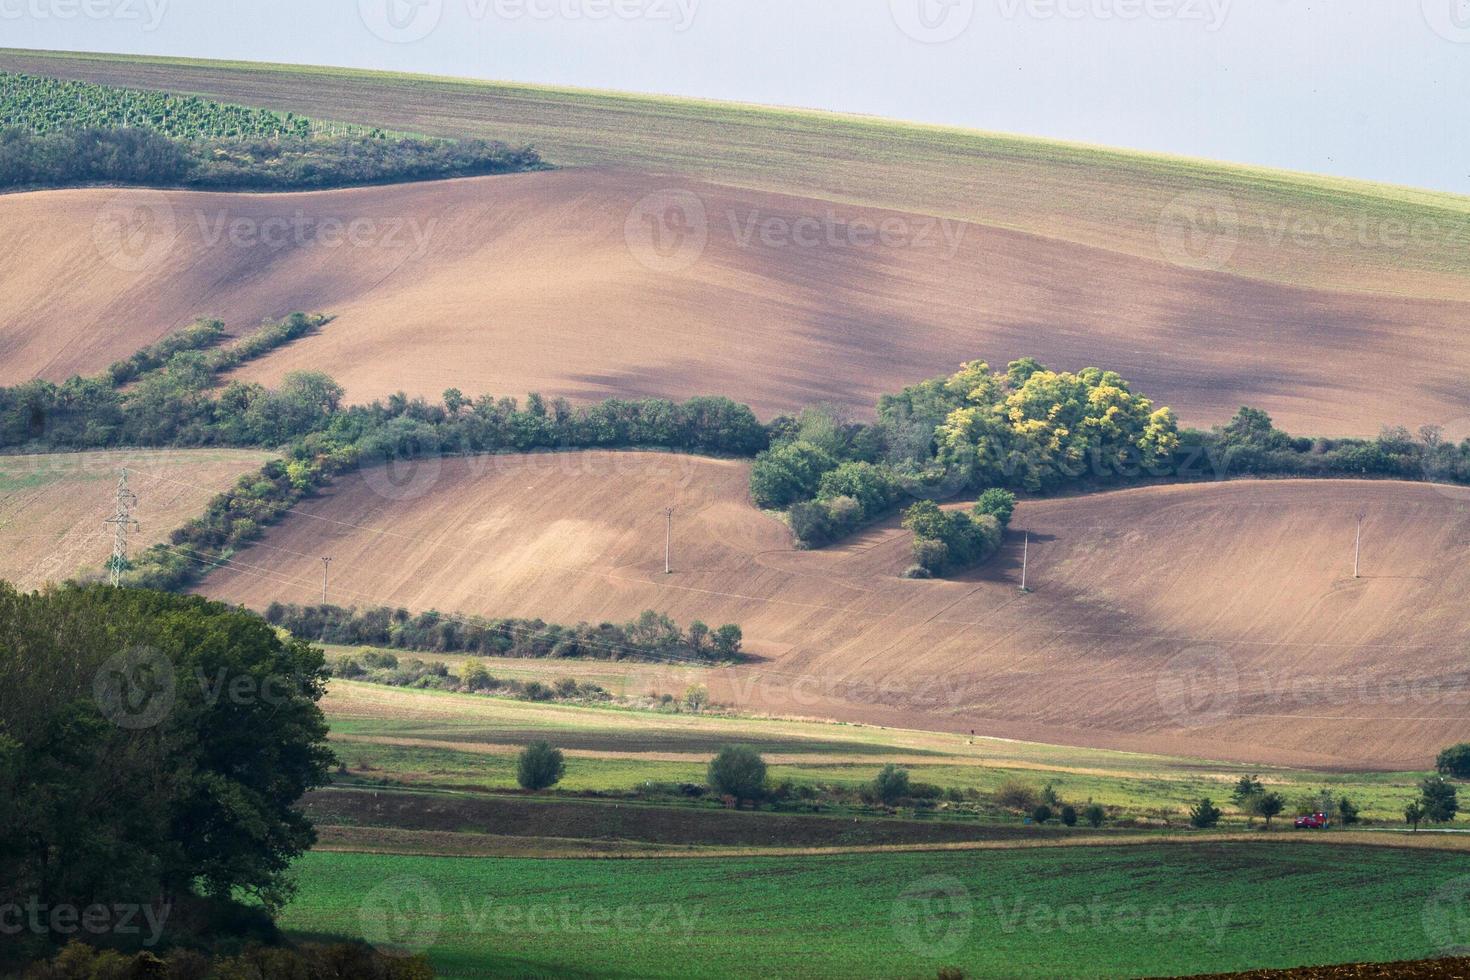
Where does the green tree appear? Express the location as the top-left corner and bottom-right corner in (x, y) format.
(1421, 775), (1460, 824)
(1083, 804), (1106, 829)
(1254, 792), (1286, 829)
(1060, 805), (1078, 827)
(1406, 801), (1426, 832)
(516, 741), (566, 791)
(1231, 774), (1264, 809)
(1338, 797), (1360, 826)
(1190, 798), (1223, 829)
(708, 745), (767, 806)
(974, 488), (1017, 527)
(749, 441), (836, 509)
(684, 684), (709, 713)
(1032, 805), (1053, 825)
(1436, 744), (1470, 780)
(872, 764), (911, 805)
(0, 583), (333, 951)
(711, 624), (744, 660)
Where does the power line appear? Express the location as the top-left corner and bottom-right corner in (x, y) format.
(102, 468), (140, 587)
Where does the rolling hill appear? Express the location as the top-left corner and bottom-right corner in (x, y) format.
(3, 170), (1468, 435)
(196, 450), (1470, 770)
(2, 51), (1470, 437)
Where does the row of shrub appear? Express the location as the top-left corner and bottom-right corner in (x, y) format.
(268, 603), (745, 663)
(328, 650), (612, 704)
(17, 940), (432, 980)
(0, 126), (545, 191)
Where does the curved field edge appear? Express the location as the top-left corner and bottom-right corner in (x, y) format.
(278, 844), (1470, 979)
(3, 48), (1468, 298)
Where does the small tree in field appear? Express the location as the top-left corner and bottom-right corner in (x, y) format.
(1421, 775), (1460, 824)
(1060, 805), (1078, 827)
(1338, 796), (1361, 826)
(684, 684), (709, 713)
(1190, 798), (1223, 829)
(1406, 801), (1425, 832)
(1083, 803), (1106, 829)
(708, 745), (767, 807)
(517, 741), (565, 791)
(872, 764), (911, 806)
(1254, 792), (1285, 829)
(1032, 805), (1053, 825)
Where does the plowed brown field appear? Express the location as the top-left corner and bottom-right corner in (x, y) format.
(4, 171), (1468, 435)
(197, 451), (1470, 769)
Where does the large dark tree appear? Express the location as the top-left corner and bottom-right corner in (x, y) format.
(0, 583), (333, 962)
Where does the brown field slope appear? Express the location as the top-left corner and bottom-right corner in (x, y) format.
(198, 451), (1470, 770)
(3, 171), (1468, 435)
(0, 449), (273, 590)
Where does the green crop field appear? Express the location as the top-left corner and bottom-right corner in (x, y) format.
(3, 49), (1467, 296)
(280, 844), (1470, 978)
(0, 69), (384, 139)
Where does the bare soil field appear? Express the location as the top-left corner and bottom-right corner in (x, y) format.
(198, 451), (1470, 769)
(0, 448), (273, 590)
(4, 49), (1468, 299)
(3, 171), (1468, 435)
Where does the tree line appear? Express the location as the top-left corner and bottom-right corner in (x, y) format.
(267, 602), (746, 664)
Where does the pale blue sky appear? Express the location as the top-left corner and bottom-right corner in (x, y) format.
(5, 0), (1469, 193)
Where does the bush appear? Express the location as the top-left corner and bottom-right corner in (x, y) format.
(1190, 798), (1223, 829)
(789, 499), (837, 548)
(974, 488), (1017, 527)
(1032, 805), (1053, 824)
(750, 441), (836, 509)
(516, 742), (565, 791)
(995, 778), (1040, 812)
(1060, 805), (1078, 827)
(817, 461), (901, 519)
(1437, 744), (1470, 779)
(1083, 803), (1106, 828)
(708, 745), (768, 806)
(872, 764), (911, 805)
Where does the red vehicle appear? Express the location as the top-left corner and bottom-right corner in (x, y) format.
(1295, 812), (1330, 829)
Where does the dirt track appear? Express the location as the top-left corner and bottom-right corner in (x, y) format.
(197, 452), (1470, 769)
(4, 171), (1470, 436)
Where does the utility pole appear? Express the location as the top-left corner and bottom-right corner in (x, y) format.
(1354, 511), (1364, 579)
(1019, 531), (1030, 593)
(665, 508), (673, 575)
(321, 556), (332, 604)
(103, 468), (139, 587)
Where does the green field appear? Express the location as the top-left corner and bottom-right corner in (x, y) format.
(281, 844), (1470, 978)
(3, 48), (1467, 296)
(324, 678), (1435, 824)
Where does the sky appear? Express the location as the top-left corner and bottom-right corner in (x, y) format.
(4, 0), (1469, 194)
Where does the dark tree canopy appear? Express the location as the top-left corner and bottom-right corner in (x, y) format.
(0, 583), (333, 962)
